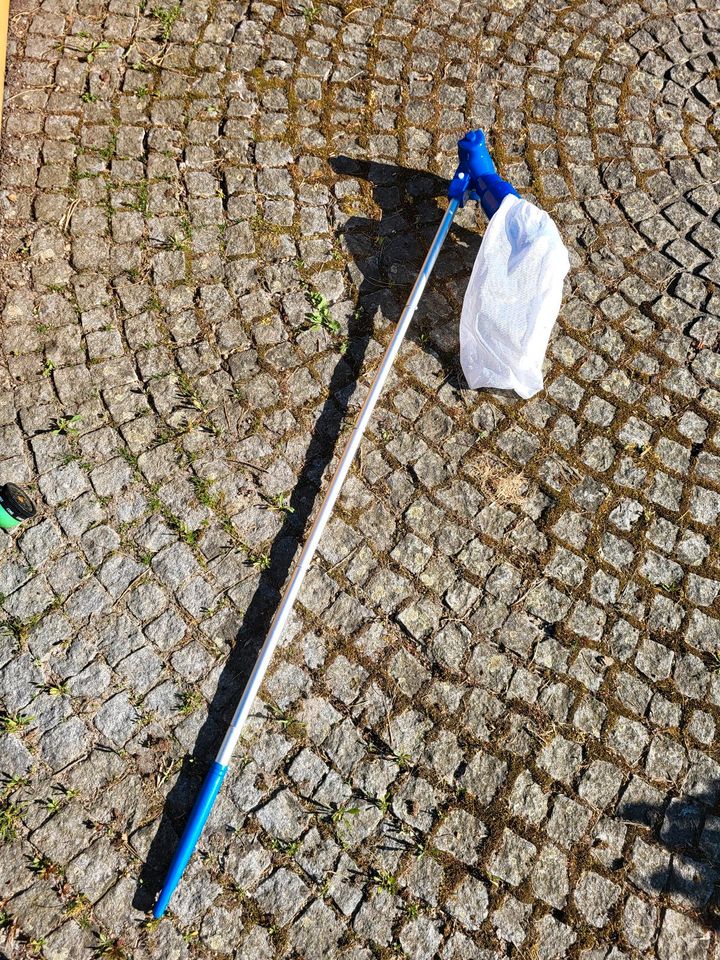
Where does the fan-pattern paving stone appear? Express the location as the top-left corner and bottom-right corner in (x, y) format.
(1, 0), (720, 957)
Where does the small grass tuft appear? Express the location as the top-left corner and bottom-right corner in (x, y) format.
(247, 550), (271, 571)
(177, 372), (206, 412)
(330, 803), (360, 827)
(134, 180), (149, 213)
(269, 837), (300, 856)
(85, 40), (109, 63)
(171, 516), (199, 546)
(302, 2), (318, 24)
(95, 934), (128, 959)
(29, 854), (62, 879)
(51, 414), (83, 437)
(178, 689), (203, 716)
(65, 894), (91, 923)
(263, 492), (294, 514)
(42, 681), (70, 697)
(267, 704), (305, 735)
(191, 475), (218, 509)
(42, 785), (77, 815)
(153, 3), (180, 40)
(0, 798), (25, 841)
(305, 289), (340, 335)
(0, 712), (34, 734)
(371, 869), (398, 894)
(1, 612), (46, 647)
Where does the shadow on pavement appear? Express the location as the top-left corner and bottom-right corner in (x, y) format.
(619, 786), (720, 930)
(134, 156), (482, 910)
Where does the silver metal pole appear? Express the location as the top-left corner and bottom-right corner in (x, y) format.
(217, 196), (460, 764)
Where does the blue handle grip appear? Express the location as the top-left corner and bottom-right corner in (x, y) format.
(153, 761), (228, 918)
(448, 130), (520, 217)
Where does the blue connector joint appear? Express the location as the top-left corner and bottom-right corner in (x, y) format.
(153, 761), (228, 919)
(448, 129), (520, 219)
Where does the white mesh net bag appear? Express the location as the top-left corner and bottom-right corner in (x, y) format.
(460, 194), (570, 400)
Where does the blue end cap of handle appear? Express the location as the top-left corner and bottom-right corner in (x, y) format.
(448, 129), (520, 217)
(152, 761), (228, 919)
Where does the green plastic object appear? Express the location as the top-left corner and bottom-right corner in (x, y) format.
(0, 483), (36, 529)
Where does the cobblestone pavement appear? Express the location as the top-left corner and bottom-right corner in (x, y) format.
(1, 0), (720, 957)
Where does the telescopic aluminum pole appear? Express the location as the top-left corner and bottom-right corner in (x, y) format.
(152, 195), (461, 917)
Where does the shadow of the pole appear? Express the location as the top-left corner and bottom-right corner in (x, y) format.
(133, 155), (483, 911)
